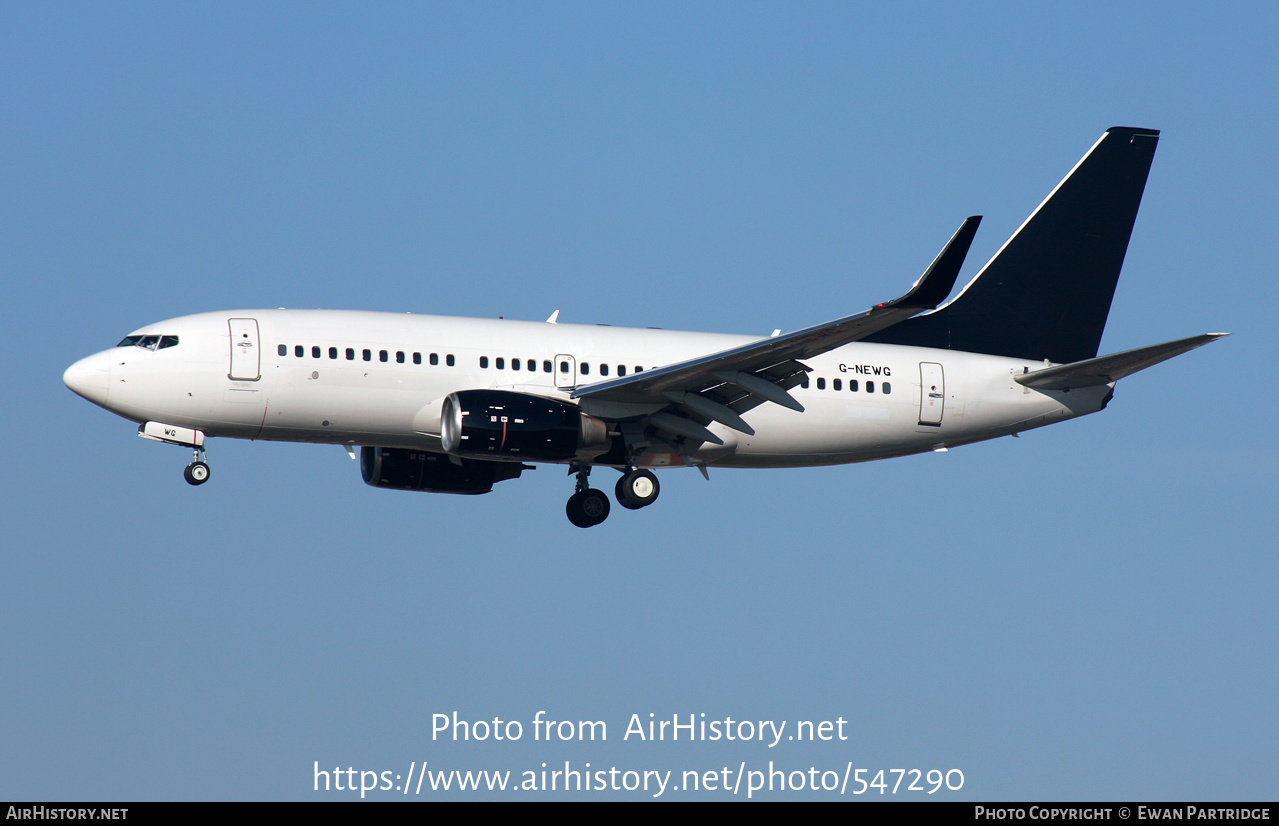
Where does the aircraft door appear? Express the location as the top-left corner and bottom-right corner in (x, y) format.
(919, 362), (944, 426)
(554, 354), (577, 390)
(228, 318), (261, 381)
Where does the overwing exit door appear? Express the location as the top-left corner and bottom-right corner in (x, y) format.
(555, 354), (577, 390)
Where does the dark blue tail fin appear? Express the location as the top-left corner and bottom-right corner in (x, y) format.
(865, 127), (1160, 364)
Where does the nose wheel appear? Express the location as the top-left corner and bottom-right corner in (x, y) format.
(184, 448), (211, 486)
(184, 462), (210, 485)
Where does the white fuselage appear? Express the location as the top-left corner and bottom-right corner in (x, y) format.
(64, 309), (1108, 470)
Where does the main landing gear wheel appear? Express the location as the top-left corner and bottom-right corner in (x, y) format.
(566, 488), (611, 528)
(615, 469), (660, 510)
(184, 461), (211, 486)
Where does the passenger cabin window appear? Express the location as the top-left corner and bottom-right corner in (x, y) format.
(527, 359), (536, 372)
(883, 382), (891, 394)
(312, 346), (321, 358)
(295, 345), (304, 358)
(817, 378), (826, 390)
(833, 378), (842, 391)
(480, 356), (489, 369)
(430, 353), (439, 366)
(849, 380), (858, 392)
(867, 381), (875, 393)
(363, 349), (371, 361)
(618, 365), (626, 377)
(496, 357), (505, 370)
(396, 351), (405, 364)
(413, 352), (421, 365)
(511, 358), (520, 371)
(329, 347), (338, 359)
(446, 354), (455, 366)
(581, 363), (590, 375)
(346, 348), (355, 360)
(543, 360), (552, 373)
(278, 344), (287, 356)
(600, 364), (609, 376)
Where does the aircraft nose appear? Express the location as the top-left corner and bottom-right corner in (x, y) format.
(63, 351), (111, 406)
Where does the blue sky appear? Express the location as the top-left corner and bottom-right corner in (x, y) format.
(3, 2), (1275, 800)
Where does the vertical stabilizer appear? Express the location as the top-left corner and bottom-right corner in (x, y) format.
(865, 127), (1160, 364)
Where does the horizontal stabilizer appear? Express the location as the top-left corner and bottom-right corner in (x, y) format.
(1015, 333), (1227, 391)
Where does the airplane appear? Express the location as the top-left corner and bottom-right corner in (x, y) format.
(63, 126), (1224, 527)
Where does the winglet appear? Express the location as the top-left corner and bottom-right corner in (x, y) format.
(881, 215), (982, 310)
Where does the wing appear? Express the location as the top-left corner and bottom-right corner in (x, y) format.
(572, 216), (981, 441)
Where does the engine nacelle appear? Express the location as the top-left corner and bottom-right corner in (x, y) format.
(440, 389), (610, 462)
(360, 447), (524, 495)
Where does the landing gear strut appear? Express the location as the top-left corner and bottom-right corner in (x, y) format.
(184, 447), (211, 486)
(615, 469), (660, 510)
(565, 465), (610, 528)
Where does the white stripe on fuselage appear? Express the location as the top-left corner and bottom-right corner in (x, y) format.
(95, 309), (1102, 469)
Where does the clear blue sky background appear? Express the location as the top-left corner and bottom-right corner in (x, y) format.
(3, 2), (1275, 801)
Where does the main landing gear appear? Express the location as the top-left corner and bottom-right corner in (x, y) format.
(566, 465), (610, 528)
(565, 466), (660, 528)
(616, 468), (660, 510)
(183, 447), (211, 486)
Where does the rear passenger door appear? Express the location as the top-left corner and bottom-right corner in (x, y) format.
(918, 362), (944, 426)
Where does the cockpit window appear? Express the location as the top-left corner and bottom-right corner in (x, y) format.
(116, 335), (179, 350)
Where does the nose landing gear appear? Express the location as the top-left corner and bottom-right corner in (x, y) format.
(137, 423), (212, 487)
(184, 447), (211, 486)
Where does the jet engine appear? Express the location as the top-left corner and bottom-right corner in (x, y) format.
(360, 447), (525, 495)
(440, 389), (610, 462)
